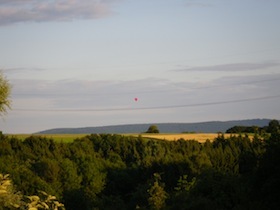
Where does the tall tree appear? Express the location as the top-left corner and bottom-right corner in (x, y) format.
(148, 173), (168, 210)
(0, 72), (12, 116)
(267, 119), (280, 134)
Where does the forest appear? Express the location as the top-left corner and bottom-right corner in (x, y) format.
(0, 120), (279, 210)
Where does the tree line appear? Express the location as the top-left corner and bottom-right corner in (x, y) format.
(0, 120), (279, 209)
(226, 119), (279, 134)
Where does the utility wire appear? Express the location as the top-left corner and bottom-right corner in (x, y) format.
(13, 94), (280, 112)
(12, 77), (280, 97)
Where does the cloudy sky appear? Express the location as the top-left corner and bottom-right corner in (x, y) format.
(0, 0), (280, 133)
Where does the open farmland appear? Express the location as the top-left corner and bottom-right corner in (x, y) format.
(8, 134), (86, 143)
(8, 133), (249, 143)
(130, 133), (250, 142)
(137, 133), (223, 142)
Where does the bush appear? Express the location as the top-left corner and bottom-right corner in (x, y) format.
(146, 125), (160, 133)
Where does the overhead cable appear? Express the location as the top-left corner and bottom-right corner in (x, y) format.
(13, 94), (280, 112)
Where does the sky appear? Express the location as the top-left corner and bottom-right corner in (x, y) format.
(0, 0), (280, 134)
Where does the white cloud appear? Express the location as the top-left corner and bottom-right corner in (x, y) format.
(0, 0), (119, 25)
(2, 67), (45, 74)
(174, 61), (280, 72)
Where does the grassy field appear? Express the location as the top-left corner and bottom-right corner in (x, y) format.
(7, 133), (247, 143)
(7, 134), (86, 143)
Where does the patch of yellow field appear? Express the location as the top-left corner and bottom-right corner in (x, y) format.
(138, 133), (240, 143)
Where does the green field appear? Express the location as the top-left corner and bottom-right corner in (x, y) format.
(7, 133), (241, 143)
(8, 134), (87, 143)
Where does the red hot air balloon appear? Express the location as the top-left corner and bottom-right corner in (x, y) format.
(134, 98), (138, 102)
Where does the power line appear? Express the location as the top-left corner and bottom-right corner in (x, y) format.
(13, 94), (280, 113)
(11, 77), (280, 97)
(189, 77), (280, 90)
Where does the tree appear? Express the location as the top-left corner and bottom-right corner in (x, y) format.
(146, 125), (160, 133)
(0, 72), (12, 116)
(267, 119), (280, 134)
(148, 173), (168, 210)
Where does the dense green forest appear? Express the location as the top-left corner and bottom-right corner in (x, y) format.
(0, 120), (280, 210)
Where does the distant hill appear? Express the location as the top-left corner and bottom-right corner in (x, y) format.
(37, 119), (273, 134)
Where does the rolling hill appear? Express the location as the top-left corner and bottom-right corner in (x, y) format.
(37, 119), (273, 134)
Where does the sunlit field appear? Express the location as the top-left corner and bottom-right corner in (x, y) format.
(130, 133), (252, 142)
(7, 134), (86, 143)
(135, 133), (225, 142)
(7, 133), (250, 143)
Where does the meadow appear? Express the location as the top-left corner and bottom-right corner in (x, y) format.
(8, 133), (247, 143)
(8, 133), (86, 143)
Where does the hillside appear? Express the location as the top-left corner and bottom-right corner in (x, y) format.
(37, 119), (273, 134)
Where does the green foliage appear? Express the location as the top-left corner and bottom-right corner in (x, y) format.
(24, 191), (65, 210)
(146, 125), (160, 133)
(226, 125), (259, 133)
(267, 119), (280, 134)
(148, 173), (168, 210)
(0, 120), (279, 209)
(0, 72), (12, 116)
(59, 158), (82, 192)
(174, 175), (196, 192)
(0, 173), (65, 210)
(251, 127), (280, 209)
(0, 174), (22, 209)
(226, 120), (280, 135)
